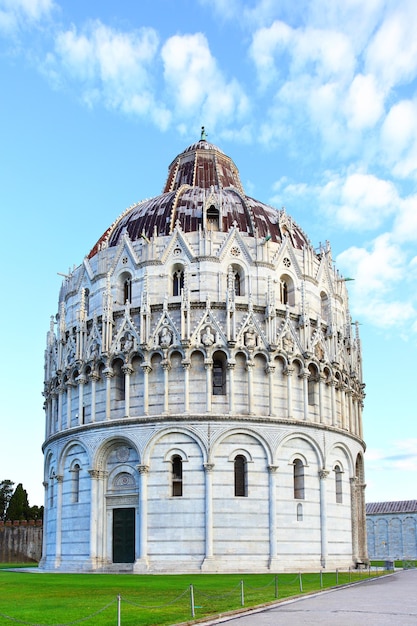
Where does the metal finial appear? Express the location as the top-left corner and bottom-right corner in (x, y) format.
(201, 126), (207, 141)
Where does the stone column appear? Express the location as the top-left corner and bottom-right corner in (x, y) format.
(51, 392), (58, 435)
(357, 398), (363, 438)
(301, 368), (309, 421)
(342, 385), (348, 430)
(205, 359), (213, 413)
(141, 364), (151, 416)
(319, 469), (329, 568)
(89, 372), (100, 423)
(357, 480), (368, 564)
(77, 375), (87, 425)
(350, 476), (359, 563)
(162, 360), (170, 414)
(182, 360), (190, 413)
(103, 368), (114, 420)
(87, 469), (108, 567)
(352, 396), (358, 436)
(247, 360), (254, 415)
(284, 365), (294, 419)
(97, 470), (108, 565)
(66, 381), (74, 429)
(55, 475), (63, 567)
(330, 379), (337, 427)
(347, 389), (353, 433)
(134, 464), (149, 572)
(58, 386), (64, 431)
(88, 469), (100, 567)
(227, 362), (235, 414)
(44, 399), (50, 440)
(268, 465), (279, 568)
(318, 374), (325, 424)
(266, 366), (275, 416)
(122, 365), (133, 418)
(202, 463), (215, 569)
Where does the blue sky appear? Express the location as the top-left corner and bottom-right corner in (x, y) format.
(0, 0), (416, 508)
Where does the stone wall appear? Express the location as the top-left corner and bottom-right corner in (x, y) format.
(367, 513), (417, 560)
(0, 520), (43, 563)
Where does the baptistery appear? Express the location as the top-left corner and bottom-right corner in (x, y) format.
(41, 130), (367, 573)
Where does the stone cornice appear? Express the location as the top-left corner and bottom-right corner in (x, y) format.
(42, 412), (367, 451)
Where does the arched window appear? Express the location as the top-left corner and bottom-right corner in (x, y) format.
(279, 274), (295, 306)
(234, 455), (247, 497)
(335, 464), (343, 503)
(72, 463), (80, 503)
(280, 278), (288, 304)
(213, 353), (226, 395)
(229, 265), (244, 296)
(293, 458), (305, 499)
(320, 291), (329, 322)
(297, 502), (303, 521)
(124, 278), (132, 304)
(172, 268), (184, 296)
(119, 271), (132, 305)
(234, 271), (241, 296)
(206, 205), (220, 231)
(172, 455), (183, 497)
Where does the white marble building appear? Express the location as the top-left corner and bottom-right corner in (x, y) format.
(41, 131), (367, 573)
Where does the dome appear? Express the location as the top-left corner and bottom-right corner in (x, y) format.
(88, 129), (309, 258)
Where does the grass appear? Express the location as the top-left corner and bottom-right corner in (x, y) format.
(371, 559), (417, 568)
(0, 566), (389, 626)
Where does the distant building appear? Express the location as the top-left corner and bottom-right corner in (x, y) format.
(41, 132), (367, 573)
(366, 501), (417, 560)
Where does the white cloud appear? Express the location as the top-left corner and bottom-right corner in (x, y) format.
(337, 233), (403, 294)
(393, 194), (417, 243)
(321, 172), (398, 230)
(307, 0), (383, 49)
(275, 170), (398, 231)
(250, 21), (355, 87)
(249, 21), (293, 88)
(344, 73), (385, 130)
(198, 0), (304, 29)
(249, 21), (370, 152)
(270, 167), (416, 332)
(248, 3), (417, 164)
(197, 0), (242, 21)
(365, 1), (417, 91)
(49, 20), (171, 128)
(381, 99), (417, 179)
(367, 440), (417, 471)
(161, 33), (249, 129)
(337, 233), (415, 328)
(0, 0), (54, 34)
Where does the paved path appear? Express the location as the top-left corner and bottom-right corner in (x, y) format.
(197, 569), (417, 626)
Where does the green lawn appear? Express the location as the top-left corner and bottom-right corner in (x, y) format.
(0, 566), (387, 626)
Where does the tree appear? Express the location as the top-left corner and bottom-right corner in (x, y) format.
(0, 480), (14, 521)
(6, 483), (30, 521)
(28, 505), (44, 521)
